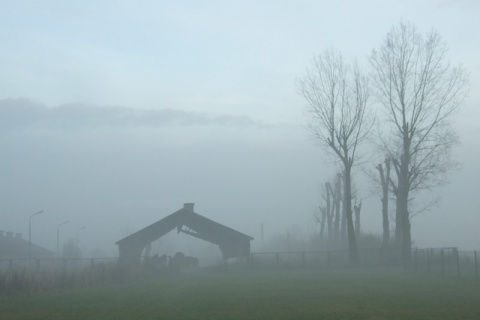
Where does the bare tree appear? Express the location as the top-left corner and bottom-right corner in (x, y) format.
(314, 175), (344, 245)
(298, 49), (371, 265)
(370, 22), (469, 264)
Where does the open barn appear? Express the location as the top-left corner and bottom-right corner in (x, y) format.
(116, 203), (253, 265)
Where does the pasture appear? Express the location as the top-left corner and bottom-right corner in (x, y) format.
(1, 268), (480, 320)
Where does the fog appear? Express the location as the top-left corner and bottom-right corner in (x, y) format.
(1, 1), (480, 261)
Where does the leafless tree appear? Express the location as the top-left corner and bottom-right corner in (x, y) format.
(298, 49), (372, 265)
(370, 22), (469, 264)
(315, 184), (333, 242)
(314, 173), (344, 247)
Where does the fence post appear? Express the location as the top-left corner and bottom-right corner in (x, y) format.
(301, 252), (306, 268)
(474, 251), (478, 279)
(455, 248), (460, 278)
(414, 249), (418, 272)
(427, 250), (431, 274)
(441, 249), (444, 276)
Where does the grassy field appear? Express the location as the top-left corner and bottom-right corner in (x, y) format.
(1, 268), (480, 320)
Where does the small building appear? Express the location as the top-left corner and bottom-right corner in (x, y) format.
(0, 231), (54, 259)
(116, 203), (253, 264)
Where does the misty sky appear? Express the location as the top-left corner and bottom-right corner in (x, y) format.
(1, 0), (479, 256)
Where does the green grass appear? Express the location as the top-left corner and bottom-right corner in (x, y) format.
(1, 268), (480, 319)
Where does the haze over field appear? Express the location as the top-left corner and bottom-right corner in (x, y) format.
(1, 0), (479, 257)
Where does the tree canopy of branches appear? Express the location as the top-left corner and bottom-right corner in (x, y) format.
(298, 49), (371, 265)
(369, 22), (469, 264)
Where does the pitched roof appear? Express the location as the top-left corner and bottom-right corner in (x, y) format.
(0, 233), (54, 259)
(116, 204), (253, 248)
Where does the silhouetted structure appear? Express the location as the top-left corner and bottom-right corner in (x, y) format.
(0, 231), (54, 259)
(116, 203), (253, 265)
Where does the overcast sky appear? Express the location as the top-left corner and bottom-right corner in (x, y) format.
(1, 0), (479, 256)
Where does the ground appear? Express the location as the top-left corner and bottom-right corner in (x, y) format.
(1, 268), (480, 319)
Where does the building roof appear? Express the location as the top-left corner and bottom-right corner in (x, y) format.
(116, 203), (253, 260)
(0, 231), (54, 259)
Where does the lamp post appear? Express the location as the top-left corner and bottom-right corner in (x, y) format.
(56, 220), (69, 258)
(76, 226), (86, 257)
(29, 210), (44, 260)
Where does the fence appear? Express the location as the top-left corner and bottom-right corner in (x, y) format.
(0, 257), (123, 294)
(0, 257), (118, 273)
(412, 248), (480, 278)
(250, 247), (401, 269)
(2, 247), (479, 278)
(250, 247), (480, 279)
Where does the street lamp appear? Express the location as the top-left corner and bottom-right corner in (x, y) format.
(56, 220), (69, 258)
(76, 226), (86, 257)
(29, 210), (44, 260)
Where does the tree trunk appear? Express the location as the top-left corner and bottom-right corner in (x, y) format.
(340, 173), (347, 243)
(333, 175), (342, 243)
(354, 202), (361, 237)
(402, 208), (411, 266)
(395, 189), (402, 245)
(398, 146), (411, 265)
(398, 189), (411, 265)
(325, 183), (333, 242)
(377, 159), (390, 246)
(344, 165), (359, 265)
(319, 207), (327, 239)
